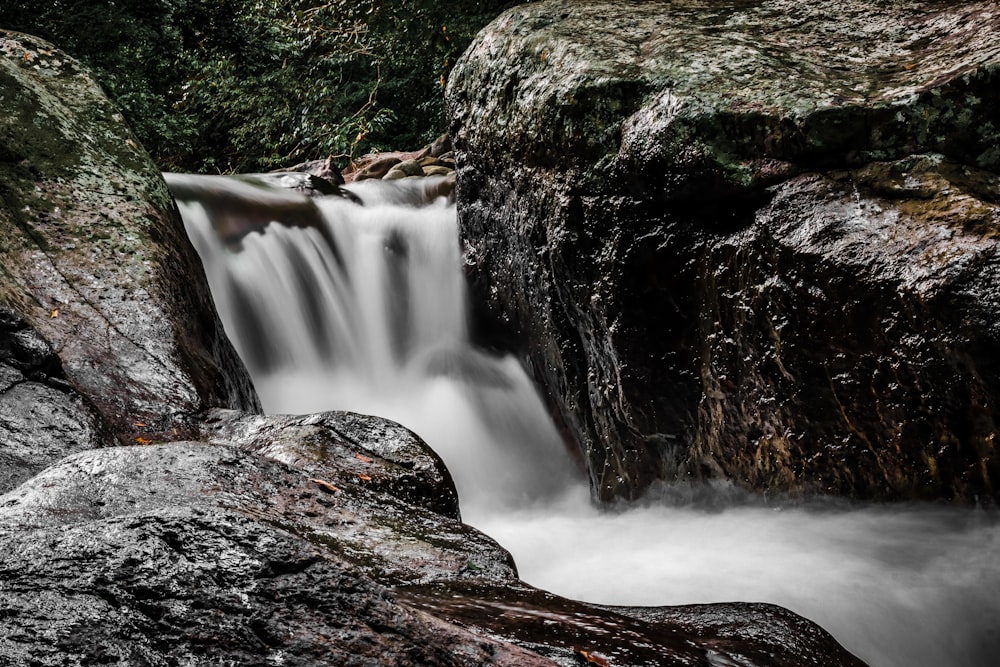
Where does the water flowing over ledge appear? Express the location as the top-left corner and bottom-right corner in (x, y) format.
(167, 172), (584, 511)
(168, 173), (1000, 667)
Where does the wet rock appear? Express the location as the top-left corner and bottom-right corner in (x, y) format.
(615, 601), (865, 667)
(197, 408), (462, 520)
(0, 30), (259, 445)
(0, 441), (533, 665)
(385, 159), (430, 180)
(345, 136), (456, 183)
(0, 494), (543, 665)
(685, 156), (1000, 501)
(451, 1), (999, 198)
(0, 438), (512, 587)
(448, 1), (1000, 502)
(283, 156), (346, 185)
(346, 150), (430, 182)
(0, 306), (114, 494)
(0, 437), (863, 666)
(428, 132), (453, 158)
(424, 165), (456, 177)
(399, 581), (866, 667)
(353, 153), (403, 180)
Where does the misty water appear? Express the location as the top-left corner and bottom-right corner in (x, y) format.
(168, 173), (1000, 667)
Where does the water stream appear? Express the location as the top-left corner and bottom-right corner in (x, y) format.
(167, 173), (1000, 667)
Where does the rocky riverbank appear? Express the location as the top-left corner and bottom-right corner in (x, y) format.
(0, 29), (864, 666)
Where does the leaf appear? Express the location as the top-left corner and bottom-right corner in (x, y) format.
(310, 478), (340, 494)
(356, 473), (372, 481)
(49, 308), (59, 318)
(135, 437), (152, 446)
(134, 422), (146, 428)
(574, 648), (610, 666)
(354, 453), (373, 463)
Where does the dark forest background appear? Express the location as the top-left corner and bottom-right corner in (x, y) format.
(0, 0), (520, 173)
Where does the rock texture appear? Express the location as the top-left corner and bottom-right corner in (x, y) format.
(0, 30), (259, 457)
(448, 0), (1000, 502)
(0, 437), (546, 667)
(0, 29), (865, 666)
(0, 305), (114, 492)
(342, 133), (455, 184)
(0, 416), (865, 666)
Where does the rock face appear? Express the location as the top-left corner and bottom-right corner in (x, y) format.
(0, 305), (114, 492)
(448, 0), (1000, 502)
(0, 30), (865, 666)
(0, 437), (545, 666)
(0, 30), (259, 457)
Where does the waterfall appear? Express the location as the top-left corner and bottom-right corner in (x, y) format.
(168, 173), (1000, 667)
(166, 173), (582, 511)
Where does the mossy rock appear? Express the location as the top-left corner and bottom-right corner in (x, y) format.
(0, 31), (258, 449)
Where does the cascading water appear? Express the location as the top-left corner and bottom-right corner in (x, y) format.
(168, 173), (1000, 667)
(168, 173), (580, 511)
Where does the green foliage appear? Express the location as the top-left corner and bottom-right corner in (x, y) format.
(0, 0), (518, 173)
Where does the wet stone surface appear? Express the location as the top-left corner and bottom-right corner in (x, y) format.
(0, 305), (114, 494)
(0, 438), (865, 666)
(449, 0), (1000, 503)
(0, 30), (259, 442)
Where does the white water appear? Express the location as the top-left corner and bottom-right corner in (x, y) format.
(169, 174), (1000, 667)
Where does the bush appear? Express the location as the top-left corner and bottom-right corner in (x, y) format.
(0, 0), (519, 172)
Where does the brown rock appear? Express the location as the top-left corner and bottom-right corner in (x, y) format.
(353, 154), (403, 180)
(428, 133), (452, 158)
(384, 159), (427, 180)
(423, 165), (455, 177)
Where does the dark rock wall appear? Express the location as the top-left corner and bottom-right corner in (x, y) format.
(449, 0), (1000, 502)
(690, 159), (1000, 501)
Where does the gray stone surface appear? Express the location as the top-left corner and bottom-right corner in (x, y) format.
(0, 452), (548, 666)
(0, 436), (864, 666)
(0, 30), (259, 451)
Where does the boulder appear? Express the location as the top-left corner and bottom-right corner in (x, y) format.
(447, 0), (1000, 502)
(344, 135), (456, 183)
(0, 305), (113, 493)
(0, 431), (864, 666)
(0, 30), (259, 463)
(428, 133), (453, 158)
(0, 440), (544, 666)
(384, 158), (430, 180)
(423, 165), (456, 177)
(352, 153), (404, 180)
